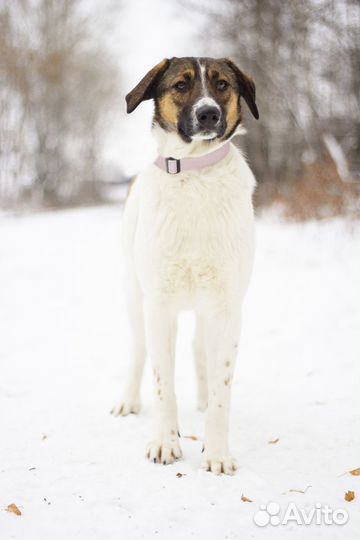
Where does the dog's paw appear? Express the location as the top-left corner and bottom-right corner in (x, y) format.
(201, 455), (238, 475)
(146, 439), (182, 465)
(110, 399), (140, 416)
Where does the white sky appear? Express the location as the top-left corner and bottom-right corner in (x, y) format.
(104, 0), (206, 177)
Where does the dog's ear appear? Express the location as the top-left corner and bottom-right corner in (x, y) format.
(225, 59), (259, 120)
(126, 59), (171, 113)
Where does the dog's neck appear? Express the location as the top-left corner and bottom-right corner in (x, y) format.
(152, 123), (241, 159)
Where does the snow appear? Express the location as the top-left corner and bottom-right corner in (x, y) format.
(0, 206), (359, 539)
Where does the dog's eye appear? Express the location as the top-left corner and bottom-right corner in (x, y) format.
(216, 80), (229, 91)
(174, 81), (188, 92)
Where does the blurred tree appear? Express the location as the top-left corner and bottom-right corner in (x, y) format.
(0, 0), (120, 208)
(179, 0), (360, 191)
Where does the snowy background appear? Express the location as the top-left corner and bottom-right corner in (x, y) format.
(1, 207), (359, 539)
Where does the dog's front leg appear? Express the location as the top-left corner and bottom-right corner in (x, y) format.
(201, 308), (241, 475)
(144, 301), (182, 465)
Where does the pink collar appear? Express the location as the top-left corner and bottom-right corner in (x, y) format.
(154, 142), (231, 175)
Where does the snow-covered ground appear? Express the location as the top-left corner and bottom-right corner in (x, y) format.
(0, 206), (359, 540)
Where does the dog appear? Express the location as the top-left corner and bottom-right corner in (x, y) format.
(111, 57), (259, 475)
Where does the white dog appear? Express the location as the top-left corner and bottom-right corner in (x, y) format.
(112, 57), (259, 475)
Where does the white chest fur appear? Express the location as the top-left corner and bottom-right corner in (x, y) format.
(128, 142), (256, 307)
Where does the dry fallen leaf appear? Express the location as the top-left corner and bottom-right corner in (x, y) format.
(6, 504), (21, 516)
(184, 435), (198, 441)
(288, 485), (312, 494)
(345, 491), (355, 502)
(241, 494), (253, 503)
(268, 438), (280, 444)
(176, 472), (187, 478)
(337, 467), (360, 478)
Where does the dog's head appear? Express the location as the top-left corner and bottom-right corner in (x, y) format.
(126, 57), (259, 143)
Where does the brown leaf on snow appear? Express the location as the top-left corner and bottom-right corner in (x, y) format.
(6, 504), (21, 516)
(268, 438), (280, 444)
(241, 494), (253, 503)
(345, 490), (355, 502)
(338, 467), (360, 478)
(176, 472), (187, 478)
(184, 435), (199, 441)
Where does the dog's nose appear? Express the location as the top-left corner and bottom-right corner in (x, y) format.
(196, 106), (220, 129)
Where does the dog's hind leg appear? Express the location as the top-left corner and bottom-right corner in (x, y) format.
(193, 315), (208, 411)
(111, 277), (146, 416)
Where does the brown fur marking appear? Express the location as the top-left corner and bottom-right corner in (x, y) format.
(225, 92), (241, 137)
(158, 94), (178, 125)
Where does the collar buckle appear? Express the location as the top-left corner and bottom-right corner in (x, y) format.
(166, 157), (181, 174)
